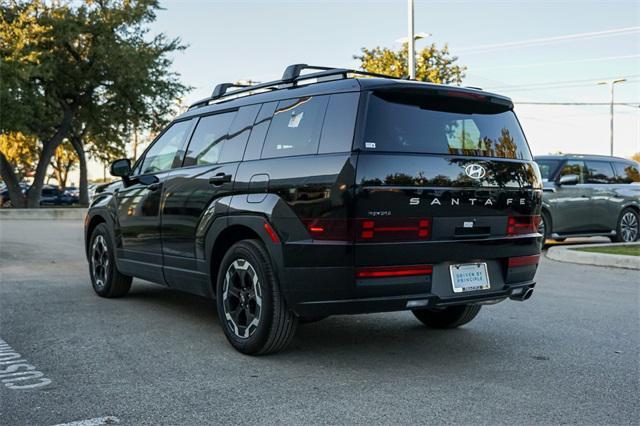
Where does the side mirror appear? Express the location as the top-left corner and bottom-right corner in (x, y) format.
(110, 159), (131, 178)
(558, 174), (579, 186)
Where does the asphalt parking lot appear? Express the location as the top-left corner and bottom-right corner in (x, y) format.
(1, 219), (638, 425)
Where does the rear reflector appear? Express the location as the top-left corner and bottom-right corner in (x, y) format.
(507, 215), (541, 236)
(263, 222), (280, 243)
(356, 265), (433, 278)
(508, 254), (540, 268)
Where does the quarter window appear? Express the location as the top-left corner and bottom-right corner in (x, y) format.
(613, 162), (640, 183)
(138, 120), (192, 175)
(183, 111), (236, 167)
(585, 161), (615, 184)
(261, 96), (329, 159)
(318, 93), (360, 154)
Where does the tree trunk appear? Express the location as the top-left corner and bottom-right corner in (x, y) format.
(25, 108), (73, 208)
(70, 135), (89, 205)
(0, 151), (27, 208)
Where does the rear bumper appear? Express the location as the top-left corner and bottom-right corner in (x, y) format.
(294, 281), (536, 317)
(280, 235), (541, 316)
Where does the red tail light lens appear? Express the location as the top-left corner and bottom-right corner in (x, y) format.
(302, 218), (432, 242)
(356, 218), (431, 242)
(507, 216), (541, 236)
(508, 254), (540, 268)
(302, 219), (350, 241)
(356, 265), (433, 279)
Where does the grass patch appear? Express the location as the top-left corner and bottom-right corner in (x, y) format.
(573, 245), (640, 257)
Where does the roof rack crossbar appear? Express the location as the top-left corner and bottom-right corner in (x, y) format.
(189, 64), (401, 109)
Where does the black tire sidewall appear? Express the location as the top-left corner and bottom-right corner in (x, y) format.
(540, 211), (551, 248)
(89, 224), (116, 297)
(216, 240), (276, 354)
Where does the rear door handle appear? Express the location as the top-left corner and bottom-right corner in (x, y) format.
(209, 173), (232, 186)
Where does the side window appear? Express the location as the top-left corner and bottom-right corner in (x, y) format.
(613, 162), (640, 183)
(318, 93), (360, 154)
(261, 96), (329, 159)
(559, 160), (585, 183)
(243, 102), (277, 161)
(139, 120), (192, 175)
(585, 161), (616, 184)
(183, 111), (236, 167)
(219, 104), (261, 163)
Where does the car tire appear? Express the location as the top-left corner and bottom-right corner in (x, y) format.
(412, 305), (481, 329)
(216, 239), (298, 355)
(89, 223), (132, 298)
(614, 208), (639, 242)
(539, 211), (551, 249)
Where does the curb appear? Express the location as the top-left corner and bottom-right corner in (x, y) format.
(546, 242), (640, 270)
(0, 208), (87, 220)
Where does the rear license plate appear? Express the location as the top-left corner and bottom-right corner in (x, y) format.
(450, 263), (490, 293)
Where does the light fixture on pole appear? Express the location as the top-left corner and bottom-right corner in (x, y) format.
(597, 78), (626, 156)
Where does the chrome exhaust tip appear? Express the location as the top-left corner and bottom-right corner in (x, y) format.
(509, 288), (534, 302)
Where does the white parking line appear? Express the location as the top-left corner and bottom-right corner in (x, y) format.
(0, 337), (51, 389)
(52, 416), (120, 426)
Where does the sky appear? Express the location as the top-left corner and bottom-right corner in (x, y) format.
(82, 0), (639, 181)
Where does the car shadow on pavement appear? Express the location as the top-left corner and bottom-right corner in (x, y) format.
(122, 282), (507, 363)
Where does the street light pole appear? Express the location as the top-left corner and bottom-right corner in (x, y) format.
(407, 0), (415, 79)
(598, 78), (626, 156)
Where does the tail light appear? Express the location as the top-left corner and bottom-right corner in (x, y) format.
(356, 265), (433, 279)
(302, 218), (431, 242)
(508, 254), (540, 267)
(507, 215), (540, 236)
(357, 218), (431, 242)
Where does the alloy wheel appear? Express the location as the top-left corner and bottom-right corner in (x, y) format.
(91, 235), (109, 289)
(620, 212), (639, 242)
(222, 259), (262, 339)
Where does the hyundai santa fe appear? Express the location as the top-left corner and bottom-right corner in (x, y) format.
(85, 64), (543, 355)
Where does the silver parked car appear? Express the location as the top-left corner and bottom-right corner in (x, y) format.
(535, 154), (640, 244)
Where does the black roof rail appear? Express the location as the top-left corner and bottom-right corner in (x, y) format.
(188, 64), (401, 109)
(211, 82), (251, 99)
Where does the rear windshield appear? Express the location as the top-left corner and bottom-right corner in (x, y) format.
(362, 92), (532, 160)
(535, 159), (562, 181)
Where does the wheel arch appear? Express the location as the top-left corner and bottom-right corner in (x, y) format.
(205, 215), (285, 299)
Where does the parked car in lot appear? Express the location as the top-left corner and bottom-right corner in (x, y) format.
(85, 64), (543, 355)
(0, 182), (28, 207)
(40, 185), (79, 206)
(535, 154), (640, 244)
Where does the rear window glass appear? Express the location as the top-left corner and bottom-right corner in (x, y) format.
(363, 92), (531, 160)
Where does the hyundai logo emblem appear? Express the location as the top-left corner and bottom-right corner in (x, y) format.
(464, 164), (486, 180)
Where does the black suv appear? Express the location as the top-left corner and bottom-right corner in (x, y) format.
(85, 64), (542, 354)
(535, 154), (640, 244)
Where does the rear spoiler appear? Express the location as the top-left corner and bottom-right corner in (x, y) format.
(370, 84), (514, 111)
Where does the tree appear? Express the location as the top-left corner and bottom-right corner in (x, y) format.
(0, 0), (189, 207)
(49, 141), (78, 190)
(354, 43), (466, 84)
(0, 132), (39, 182)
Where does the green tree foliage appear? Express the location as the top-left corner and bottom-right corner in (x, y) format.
(0, 0), (189, 207)
(354, 43), (466, 84)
